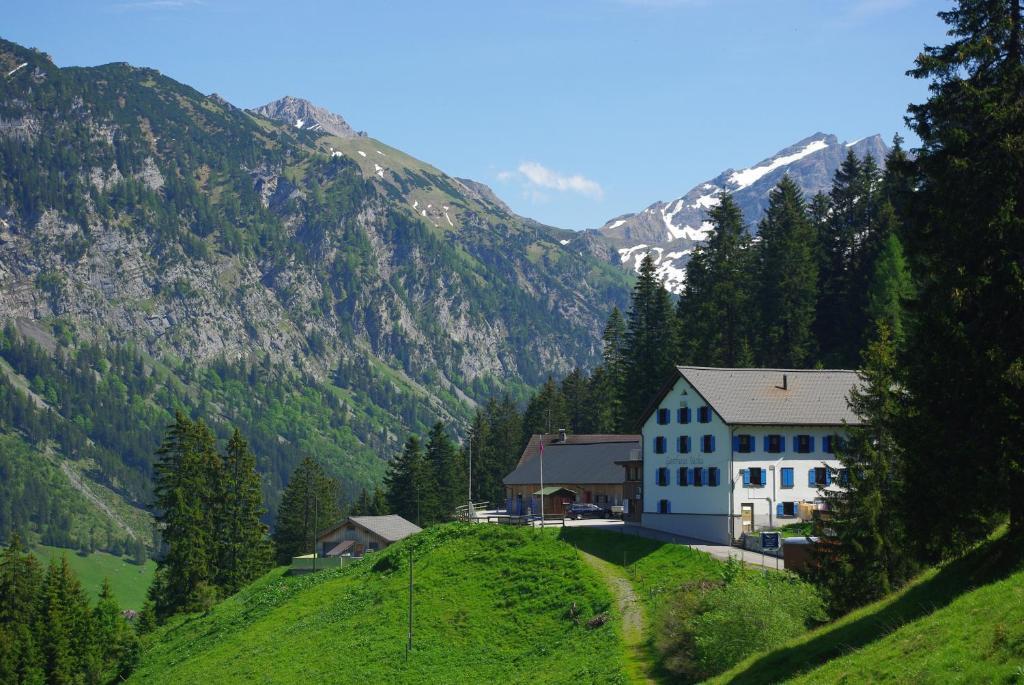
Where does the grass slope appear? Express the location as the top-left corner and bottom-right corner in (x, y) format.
(32, 544), (156, 610)
(131, 525), (627, 684)
(712, 530), (1024, 684)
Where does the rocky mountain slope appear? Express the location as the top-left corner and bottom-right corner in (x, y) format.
(574, 133), (889, 293)
(0, 37), (631, 532)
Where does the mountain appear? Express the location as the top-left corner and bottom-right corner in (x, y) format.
(0, 37), (631, 547)
(251, 95), (364, 138)
(579, 133), (890, 293)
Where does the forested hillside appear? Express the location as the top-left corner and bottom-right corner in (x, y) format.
(0, 36), (630, 546)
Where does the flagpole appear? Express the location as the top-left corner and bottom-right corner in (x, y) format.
(539, 434), (545, 527)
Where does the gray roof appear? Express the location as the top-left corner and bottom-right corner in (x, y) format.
(678, 366), (862, 426)
(503, 439), (639, 486)
(347, 515), (422, 543)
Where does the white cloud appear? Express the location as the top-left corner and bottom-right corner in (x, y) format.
(499, 161), (604, 200)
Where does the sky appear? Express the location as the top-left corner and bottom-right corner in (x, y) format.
(5, 0), (949, 230)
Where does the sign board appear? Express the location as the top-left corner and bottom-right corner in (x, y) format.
(760, 531), (781, 551)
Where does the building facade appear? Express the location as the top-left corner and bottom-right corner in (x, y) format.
(640, 367), (859, 544)
(316, 515), (422, 557)
(503, 433), (641, 516)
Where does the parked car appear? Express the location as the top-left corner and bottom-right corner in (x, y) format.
(565, 503), (611, 520)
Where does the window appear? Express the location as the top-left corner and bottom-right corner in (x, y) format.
(824, 435), (846, 453)
(743, 466), (765, 487)
(657, 408), (670, 425)
(838, 468), (849, 486)
(796, 435), (814, 453)
(765, 434), (785, 453)
(809, 466), (831, 487)
(780, 467), (794, 488)
(776, 501), (796, 518)
(656, 467), (669, 486)
(698, 406), (712, 423)
(677, 407), (691, 424)
(734, 434), (755, 453)
(693, 467), (704, 487)
(678, 467), (690, 486)
(654, 436), (667, 454)
(677, 436), (691, 454)
(658, 499), (671, 514)
(701, 435), (716, 453)
(708, 467), (720, 487)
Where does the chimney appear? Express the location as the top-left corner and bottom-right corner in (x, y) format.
(559, 428), (567, 443)
(782, 373), (788, 390)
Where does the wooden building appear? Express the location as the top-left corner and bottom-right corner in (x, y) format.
(316, 515), (421, 557)
(502, 432), (641, 517)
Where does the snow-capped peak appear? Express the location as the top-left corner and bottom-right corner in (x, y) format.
(726, 138), (830, 190)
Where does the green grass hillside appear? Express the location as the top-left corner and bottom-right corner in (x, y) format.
(712, 530), (1024, 684)
(32, 544), (156, 611)
(131, 525), (627, 684)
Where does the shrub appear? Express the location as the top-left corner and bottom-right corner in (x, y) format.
(692, 573), (826, 678)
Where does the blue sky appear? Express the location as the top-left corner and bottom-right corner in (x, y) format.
(6, 1), (948, 230)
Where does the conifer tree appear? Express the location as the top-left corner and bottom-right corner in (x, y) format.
(93, 578), (139, 681)
(594, 307), (628, 431)
(677, 194), (755, 368)
(0, 534), (44, 685)
(37, 556), (98, 683)
(150, 412), (222, 618)
(383, 436), (438, 526)
(272, 456), (341, 565)
(215, 429), (271, 595)
(521, 375), (569, 441)
(813, 325), (917, 615)
(900, 0), (1024, 549)
(864, 229), (913, 343)
(425, 421), (463, 519)
(623, 253), (678, 426)
(560, 368), (589, 434)
(755, 176), (819, 367)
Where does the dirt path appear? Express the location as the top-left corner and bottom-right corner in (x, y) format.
(578, 550), (658, 684)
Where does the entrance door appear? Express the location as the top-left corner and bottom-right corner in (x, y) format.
(741, 503), (754, 535)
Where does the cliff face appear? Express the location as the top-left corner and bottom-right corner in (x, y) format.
(0, 38), (631, 508)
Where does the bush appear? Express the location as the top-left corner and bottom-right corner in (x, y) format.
(692, 572), (826, 678)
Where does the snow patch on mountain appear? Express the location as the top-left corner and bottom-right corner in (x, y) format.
(727, 138), (829, 190)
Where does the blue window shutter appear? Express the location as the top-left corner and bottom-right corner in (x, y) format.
(733, 436), (740, 452)
(809, 436), (816, 453)
(710, 435), (716, 452)
(711, 467), (719, 486)
(742, 469), (750, 487)
(763, 435), (770, 452)
(780, 436), (786, 453)
(808, 468), (815, 486)
(825, 469), (832, 486)
(667, 500), (671, 513)
(776, 503), (784, 517)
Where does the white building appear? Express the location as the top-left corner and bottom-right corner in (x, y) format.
(640, 366), (861, 544)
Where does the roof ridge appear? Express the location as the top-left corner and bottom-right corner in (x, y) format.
(678, 365), (859, 373)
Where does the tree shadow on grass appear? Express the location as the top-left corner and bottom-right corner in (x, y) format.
(557, 526), (667, 569)
(719, 531), (1024, 684)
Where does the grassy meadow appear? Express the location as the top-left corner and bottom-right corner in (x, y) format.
(32, 544), (156, 610)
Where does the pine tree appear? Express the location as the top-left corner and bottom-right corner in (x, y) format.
(425, 421), (463, 519)
(37, 556), (98, 684)
(559, 368), (589, 434)
(93, 578), (139, 681)
(384, 436), (439, 526)
(623, 253), (678, 426)
(272, 456), (341, 565)
(593, 307), (628, 432)
(900, 0), (1024, 548)
(755, 176), (820, 367)
(0, 534), (45, 685)
(521, 375), (569, 441)
(150, 412), (222, 618)
(813, 325), (917, 615)
(677, 194), (755, 368)
(864, 229), (913, 343)
(215, 429), (271, 595)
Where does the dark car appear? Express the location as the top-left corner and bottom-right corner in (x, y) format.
(565, 503), (610, 520)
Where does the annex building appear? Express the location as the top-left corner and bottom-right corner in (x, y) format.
(639, 366), (861, 544)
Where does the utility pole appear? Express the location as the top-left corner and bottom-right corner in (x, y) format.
(312, 494), (318, 573)
(539, 433), (545, 528)
(467, 437), (473, 516)
(406, 548), (414, 659)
